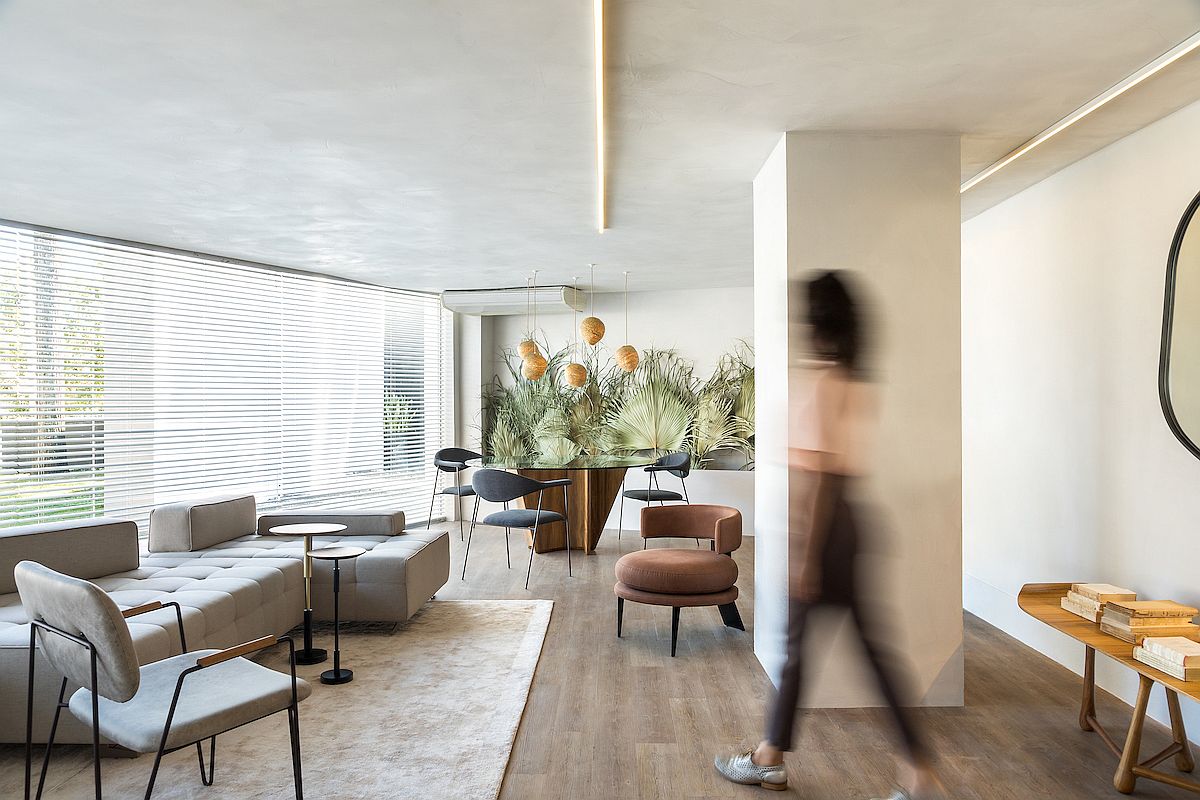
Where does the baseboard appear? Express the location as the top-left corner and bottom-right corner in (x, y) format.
(964, 573), (1200, 746)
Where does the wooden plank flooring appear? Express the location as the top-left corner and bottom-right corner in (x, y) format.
(1, 521), (1195, 798)
(438, 521), (1199, 799)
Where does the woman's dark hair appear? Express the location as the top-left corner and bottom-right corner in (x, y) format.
(800, 270), (862, 370)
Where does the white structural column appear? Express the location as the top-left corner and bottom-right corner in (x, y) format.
(753, 132), (964, 707)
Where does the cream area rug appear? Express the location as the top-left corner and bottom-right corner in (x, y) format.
(2, 599), (552, 800)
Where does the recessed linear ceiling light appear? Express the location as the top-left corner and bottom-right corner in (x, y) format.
(595, 0), (606, 232)
(961, 29), (1200, 194)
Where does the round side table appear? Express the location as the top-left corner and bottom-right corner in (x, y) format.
(267, 523), (348, 665)
(308, 545), (366, 685)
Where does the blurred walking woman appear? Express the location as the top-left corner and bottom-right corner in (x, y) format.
(715, 271), (937, 799)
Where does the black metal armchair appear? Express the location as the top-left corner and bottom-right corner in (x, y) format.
(618, 451), (691, 541)
(428, 447), (482, 539)
(465, 468), (573, 589)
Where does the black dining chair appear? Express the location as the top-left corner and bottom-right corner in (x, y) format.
(465, 468), (572, 589)
(618, 451), (692, 542)
(428, 447), (481, 540)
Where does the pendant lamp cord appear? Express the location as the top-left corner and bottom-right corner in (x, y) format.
(623, 270), (629, 340)
(532, 269), (539, 341)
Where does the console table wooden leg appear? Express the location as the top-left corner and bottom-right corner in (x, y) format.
(1115, 674), (1153, 794)
(1081, 645), (1097, 731)
(1167, 689), (1196, 773)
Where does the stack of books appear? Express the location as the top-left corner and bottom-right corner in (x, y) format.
(1101, 600), (1200, 645)
(1061, 583), (1137, 622)
(1134, 637), (1200, 681)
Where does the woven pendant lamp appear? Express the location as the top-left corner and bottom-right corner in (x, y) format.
(615, 271), (638, 372)
(564, 274), (588, 387)
(517, 275), (542, 360)
(580, 263), (605, 345)
(522, 271), (547, 380)
(523, 351), (548, 380)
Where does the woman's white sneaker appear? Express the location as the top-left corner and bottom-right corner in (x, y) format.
(714, 749), (788, 791)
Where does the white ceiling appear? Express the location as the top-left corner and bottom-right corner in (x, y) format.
(1, 1), (1199, 291)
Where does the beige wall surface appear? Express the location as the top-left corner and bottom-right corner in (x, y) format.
(755, 132), (964, 706)
(963, 98), (1200, 739)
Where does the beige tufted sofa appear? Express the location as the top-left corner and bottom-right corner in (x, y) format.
(0, 495), (449, 744)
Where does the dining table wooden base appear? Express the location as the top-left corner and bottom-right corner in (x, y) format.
(514, 467), (627, 554)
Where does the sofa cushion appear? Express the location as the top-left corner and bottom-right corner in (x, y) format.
(148, 495), (256, 553)
(0, 519), (139, 594)
(69, 650), (312, 752)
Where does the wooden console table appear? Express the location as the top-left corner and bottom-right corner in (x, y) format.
(1020, 583), (1199, 794)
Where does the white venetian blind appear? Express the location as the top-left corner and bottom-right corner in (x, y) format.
(0, 223), (453, 532)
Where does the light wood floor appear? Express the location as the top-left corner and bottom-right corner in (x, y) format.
(436, 520), (1198, 799)
(2, 522), (1195, 798)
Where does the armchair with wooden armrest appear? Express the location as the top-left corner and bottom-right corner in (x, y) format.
(15, 561), (310, 800)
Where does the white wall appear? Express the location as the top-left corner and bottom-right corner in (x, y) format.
(754, 132), (964, 706)
(963, 98), (1200, 737)
(753, 136), (792, 681)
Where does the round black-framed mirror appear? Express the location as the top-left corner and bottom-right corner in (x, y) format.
(1159, 187), (1200, 461)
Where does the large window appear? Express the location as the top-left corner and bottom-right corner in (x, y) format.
(0, 223), (453, 531)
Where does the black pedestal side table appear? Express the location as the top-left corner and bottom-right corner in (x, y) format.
(267, 522), (348, 665)
(308, 545), (367, 685)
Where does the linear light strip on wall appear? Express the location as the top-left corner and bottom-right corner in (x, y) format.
(961, 29), (1200, 194)
(595, 0), (606, 231)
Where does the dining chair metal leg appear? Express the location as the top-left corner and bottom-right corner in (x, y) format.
(454, 471), (464, 540)
(617, 597), (624, 637)
(525, 491), (544, 590)
(426, 471), (439, 529)
(462, 499), (480, 580)
(504, 528), (511, 569)
(560, 484), (572, 577)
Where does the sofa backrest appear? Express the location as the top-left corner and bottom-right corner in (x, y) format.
(148, 494), (257, 552)
(256, 510), (405, 537)
(0, 518), (140, 594)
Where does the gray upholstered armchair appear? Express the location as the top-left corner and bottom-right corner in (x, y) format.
(15, 561), (310, 800)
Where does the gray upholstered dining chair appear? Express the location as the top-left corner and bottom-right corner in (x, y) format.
(428, 447), (482, 540)
(464, 468), (572, 589)
(618, 451), (692, 540)
(16, 561), (310, 800)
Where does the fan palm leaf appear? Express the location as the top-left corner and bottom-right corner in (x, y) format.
(609, 380), (693, 452)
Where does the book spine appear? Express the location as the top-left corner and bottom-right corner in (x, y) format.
(1140, 640), (1200, 667)
(1103, 612), (1195, 627)
(1134, 647), (1187, 680)
(1066, 592), (1102, 611)
(1061, 598), (1101, 623)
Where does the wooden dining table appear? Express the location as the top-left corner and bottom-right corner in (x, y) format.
(1020, 583), (1200, 795)
(471, 454), (655, 554)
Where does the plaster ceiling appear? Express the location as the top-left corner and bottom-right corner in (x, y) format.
(0, 2), (1198, 291)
